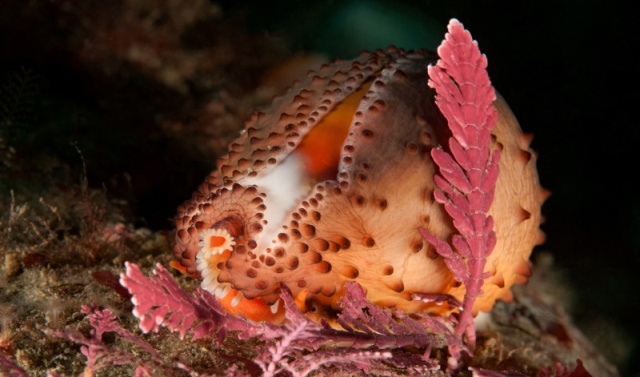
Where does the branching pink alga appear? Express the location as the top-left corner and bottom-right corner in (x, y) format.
(420, 18), (501, 346)
(118, 262), (453, 376)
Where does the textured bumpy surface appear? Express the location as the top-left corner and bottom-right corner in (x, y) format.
(173, 47), (544, 318)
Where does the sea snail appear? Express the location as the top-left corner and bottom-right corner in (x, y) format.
(173, 47), (545, 323)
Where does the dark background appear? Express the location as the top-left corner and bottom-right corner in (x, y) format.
(2, 1), (637, 375)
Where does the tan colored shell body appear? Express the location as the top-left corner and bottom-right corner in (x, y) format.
(174, 47), (544, 318)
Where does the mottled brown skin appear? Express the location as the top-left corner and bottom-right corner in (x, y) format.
(174, 47), (544, 318)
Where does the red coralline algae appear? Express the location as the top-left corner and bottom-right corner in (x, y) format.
(421, 18), (511, 346)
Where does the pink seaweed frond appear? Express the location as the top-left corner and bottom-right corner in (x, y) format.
(119, 263), (449, 375)
(119, 262), (265, 342)
(0, 352), (28, 377)
(43, 305), (178, 376)
(421, 18), (500, 347)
